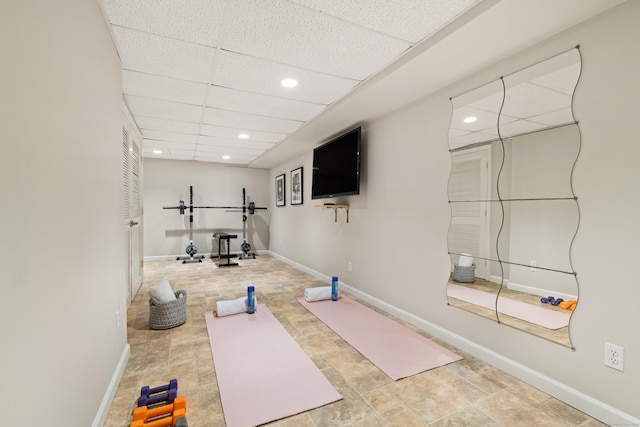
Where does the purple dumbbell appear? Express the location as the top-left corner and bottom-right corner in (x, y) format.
(138, 379), (178, 407)
(550, 298), (564, 306)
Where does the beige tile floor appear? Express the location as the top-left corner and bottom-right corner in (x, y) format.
(104, 255), (604, 426)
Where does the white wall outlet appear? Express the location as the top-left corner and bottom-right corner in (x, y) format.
(530, 260), (537, 271)
(604, 342), (624, 371)
(348, 261), (352, 272)
(116, 311), (121, 331)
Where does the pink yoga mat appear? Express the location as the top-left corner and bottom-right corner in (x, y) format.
(205, 305), (342, 427)
(447, 283), (571, 330)
(298, 296), (462, 381)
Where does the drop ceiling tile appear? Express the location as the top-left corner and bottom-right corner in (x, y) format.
(200, 124), (286, 143)
(220, 0), (411, 80)
(502, 83), (571, 119)
(449, 131), (498, 149)
(210, 50), (360, 104)
(112, 26), (216, 83)
(499, 119), (552, 138)
(529, 108), (575, 127)
(196, 144), (264, 156)
(290, 0), (480, 43)
(507, 49), (581, 94)
(142, 144), (195, 157)
(448, 127), (469, 140)
(198, 136), (276, 150)
(123, 71), (208, 105)
(532, 63), (581, 95)
(145, 152), (194, 161)
(102, 0), (225, 46)
(142, 129), (199, 144)
(499, 114), (575, 139)
(125, 95), (202, 123)
(194, 152), (257, 164)
(143, 140), (197, 151)
(450, 106), (500, 133)
(201, 108), (302, 134)
(142, 147), (168, 157)
(468, 92), (504, 114)
(205, 86), (326, 122)
(134, 117), (201, 134)
(162, 148), (198, 157)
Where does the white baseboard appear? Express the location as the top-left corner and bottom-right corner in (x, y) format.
(268, 250), (639, 427)
(488, 274), (503, 284)
(93, 344), (130, 427)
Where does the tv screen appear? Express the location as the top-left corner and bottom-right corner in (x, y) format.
(311, 127), (361, 200)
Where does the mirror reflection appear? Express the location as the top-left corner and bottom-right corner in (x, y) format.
(447, 48), (581, 347)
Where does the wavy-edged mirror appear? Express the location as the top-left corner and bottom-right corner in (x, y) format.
(447, 47), (581, 348)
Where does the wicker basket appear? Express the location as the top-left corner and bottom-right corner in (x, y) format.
(452, 264), (476, 283)
(149, 290), (187, 330)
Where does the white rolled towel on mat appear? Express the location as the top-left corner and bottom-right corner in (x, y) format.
(215, 296), (257, 317)
(304, 286), (336, 302)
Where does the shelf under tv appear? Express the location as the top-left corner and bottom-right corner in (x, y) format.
(315, 204), (349, 223)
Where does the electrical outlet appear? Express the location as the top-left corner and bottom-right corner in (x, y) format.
(348, 261), (352, 272)
(604, 342), (624, 371)
(116, 311), (121, 331)
(530, 260), (537, 272)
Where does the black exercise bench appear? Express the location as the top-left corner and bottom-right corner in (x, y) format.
(212, 232), (238, 267)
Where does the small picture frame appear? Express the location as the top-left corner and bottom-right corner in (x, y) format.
(291, 167), (303, 205)
(275, 174), (286, 206)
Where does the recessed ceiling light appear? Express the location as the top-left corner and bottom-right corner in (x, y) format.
(463, 116), (477, 124)
(238, 133), (249, 139)
(281, 78), (298, 88)
(152, 149), (162, 154)
(222, 155), (231, 160)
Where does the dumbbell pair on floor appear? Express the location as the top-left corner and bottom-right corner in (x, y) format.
(541, 296), (577, 310)
(131, 379), (187, 427)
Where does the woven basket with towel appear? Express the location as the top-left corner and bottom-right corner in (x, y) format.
(149, 290), (187, 329)
(148, 279), (187, 329)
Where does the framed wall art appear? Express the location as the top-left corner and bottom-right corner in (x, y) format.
(275, 174), (286, 206)
(291, 167), (303, 205)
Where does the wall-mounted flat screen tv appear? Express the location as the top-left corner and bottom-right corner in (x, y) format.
(311, 126), (361, 200)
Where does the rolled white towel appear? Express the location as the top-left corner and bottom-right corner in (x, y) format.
(304, 286), (335, 302)
(458, 253), (474, 267)
(215, 295), (258, 317)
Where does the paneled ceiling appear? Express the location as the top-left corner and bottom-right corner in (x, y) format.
(100, 0), (627, 169)
(100, 0), (482, 165)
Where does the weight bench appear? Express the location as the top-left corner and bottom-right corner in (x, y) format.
(212, 232), (238, 267)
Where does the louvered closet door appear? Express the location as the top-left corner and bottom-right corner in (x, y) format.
(123, 126), (143, 306)
(449, 146), (491, 279)
(129, 140), (142, 299)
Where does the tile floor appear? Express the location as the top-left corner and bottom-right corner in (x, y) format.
(104, 254), (605, 426)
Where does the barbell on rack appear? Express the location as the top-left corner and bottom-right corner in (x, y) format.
(163, 186), (267, 263)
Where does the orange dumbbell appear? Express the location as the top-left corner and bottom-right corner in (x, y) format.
(130, 396), (186, 427)
(559, 300), (577, 310)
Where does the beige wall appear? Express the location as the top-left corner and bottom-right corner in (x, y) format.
(267, 2), (640, 423)
(143, 159), (270, 258)
(0, 1), (127, 426)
